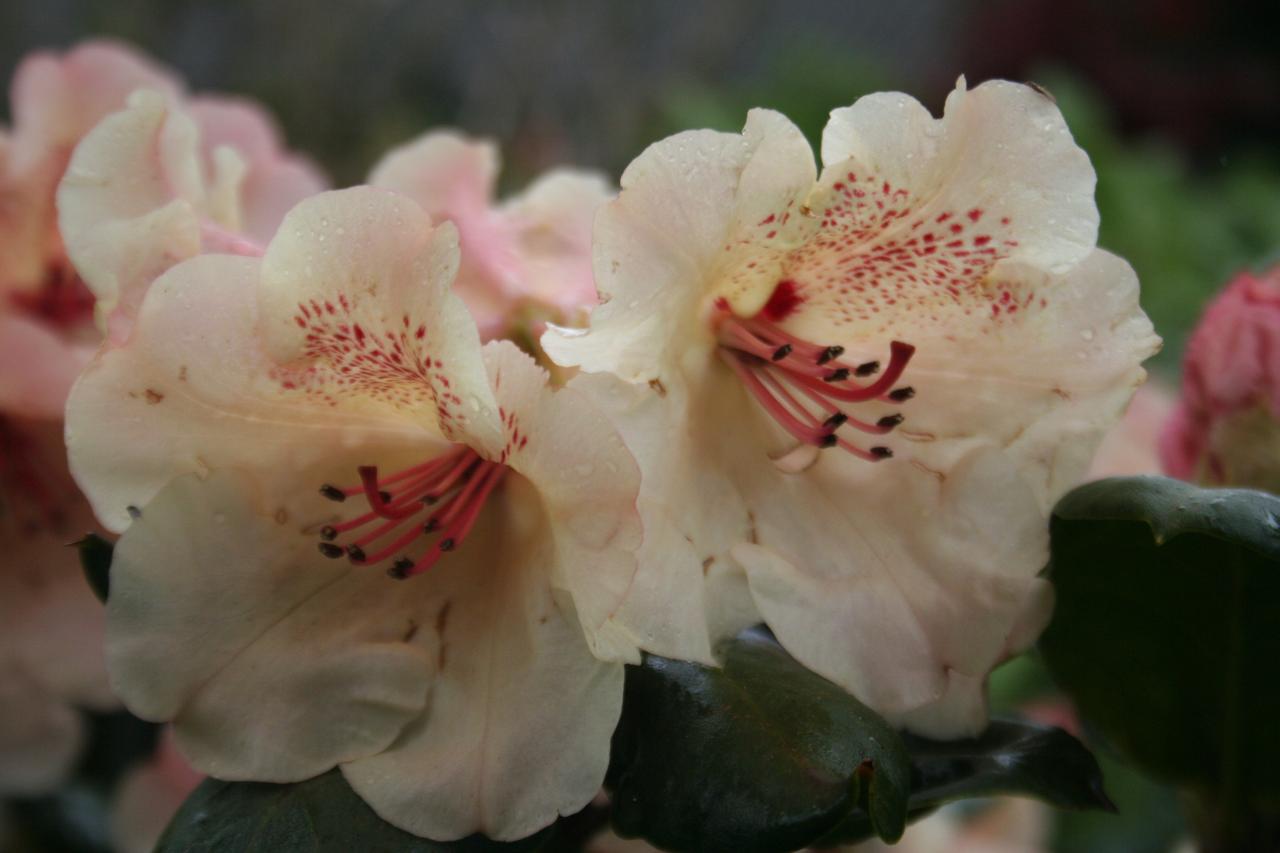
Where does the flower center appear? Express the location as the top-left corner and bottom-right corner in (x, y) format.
(315, 445), (506, 579)
(715, 299), (915, 462)
(9, 261), (96, 332)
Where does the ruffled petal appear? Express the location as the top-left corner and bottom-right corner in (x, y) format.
(8, 39), (181, 175)
(733, 448), (1052, 737)
(65, 252), (435, 533)
(480, 341), (642, 662)
(498, 169), (612, 317)
(57, 89), (205, 333)
(541, 127), (755, 380)
(896, 250), (1161, 511)
(343, 476), (623, 841)
(260, 188), (503, 454)
(107, 470), (432, 781)
(187, 96), (327, 244)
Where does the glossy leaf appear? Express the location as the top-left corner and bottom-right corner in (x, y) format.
(606, 627), (911, 853)
(1039, 476), (1280, 814)
(156, 770), (550, 853)
(818, 717), (1114, 844)
(77, 533), (113, 602)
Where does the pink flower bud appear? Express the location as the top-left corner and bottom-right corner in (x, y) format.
(1160, 266), (1280, 490)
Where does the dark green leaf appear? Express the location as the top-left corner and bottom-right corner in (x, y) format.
(156, 770), (550, 853)
(818, 718), (1114, 844)
(77, 533), (113, 603)
(1039, 476), (1280, 813)
(606, 627), (910, 853)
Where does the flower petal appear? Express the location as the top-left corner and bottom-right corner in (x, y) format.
(542, 127), (755, 380)
(259, 188), (503, 454)
(498, 169), (612, 317)
(107, 470), (431, 781)
(821, 78), (1097, 274)
(8, 39), (181, 175)
(0, 314), (92, 419)
(66, 252), (434, 533)
(899, 250), (1161, 511)
(57, 89), (205, 332)
(187, 96), (328, 244)
(733, 447), (1052, 737)
(481, 341), (642, 662)
(343, 477), (623, 841)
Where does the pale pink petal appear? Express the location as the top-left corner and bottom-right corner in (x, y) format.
(259, 187), (503, 454)
(1087, 382), (1176, 479)
(8, 40), (181, 176)
(187, 96), (328, 244)
(480, 341), (642, 662)
(107, 470), (431, 780)
(66, 251), (437, 533)
(498, 169), (613, 319)
(0, 313), (91, 419)
(343, 477), (624, 841)
(57, 90), (205, 332)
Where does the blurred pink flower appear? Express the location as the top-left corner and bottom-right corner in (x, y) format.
(370, 131), (611, 340)
(1160, 266), (1280, 490)
(0, 38), (322, 793)
(1086, 382), (1176, 479)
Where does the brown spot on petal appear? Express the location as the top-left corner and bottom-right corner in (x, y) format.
(648, 377), (667, 397)
(273, 508), (289, 524)
(402, 618), (419, 642)
(1051, 386), (1071, 400)
(702, 556), (715, 574)
(746, 510), (759, 545)
(144, 388), (164, 404)
(435, 600), (452, 638)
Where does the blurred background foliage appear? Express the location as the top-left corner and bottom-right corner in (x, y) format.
(2, 1), (1276, 850)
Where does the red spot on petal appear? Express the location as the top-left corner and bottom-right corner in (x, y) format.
(760, 279), (805, 322)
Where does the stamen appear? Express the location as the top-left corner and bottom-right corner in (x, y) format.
(315, 445), (506, 578)
(716, 305), (917, 463)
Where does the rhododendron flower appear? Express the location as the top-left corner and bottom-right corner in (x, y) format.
(67, 188), (643, 840)
(370, 131), (611, 339)
(1086, 382), (1176, 479)
(1160, 265), (1280, 491)
(546, 79), (1159, 737)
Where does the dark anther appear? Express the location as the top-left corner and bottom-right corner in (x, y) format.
(126, 505), (142, 519)
(870, 446), (893, 459)
(320, 484), (346, 502)
(423, 518), (439, 533)
(771, 344), (793, 361)
(318, 542), (344, 559)
(877, 414), (904, 429)
(346, 544), (367, 562)
(387, 558), (414, 580)
(888, 386), (915, 402)
(823, 368), (851, 382)
(439, 537), (456, 552)
(819, 434), (839, 448)
(817, 345), (845, 365)
(379, 490), (392, 503)
(855, 360), (880, 377)
(823, 412), (849, 429)
(320, 525), (338, 541)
